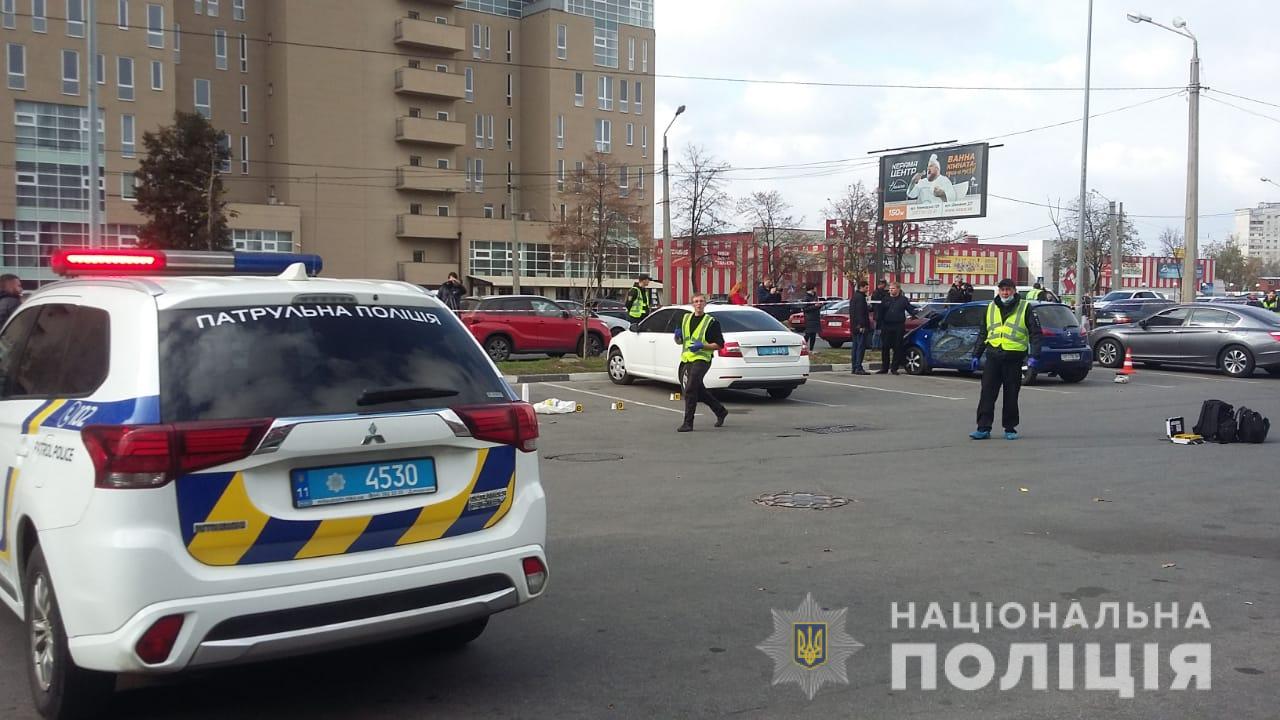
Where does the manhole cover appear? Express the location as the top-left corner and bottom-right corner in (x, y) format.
(798, 425), (859, 434)
(546, 452), (623, 463)
(754, 491), (852, 510)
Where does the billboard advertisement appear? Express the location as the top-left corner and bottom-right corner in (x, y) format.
(1157, 263), (1204, 280)
(935, 255), (998, 275)
(879, 143), (990, 223)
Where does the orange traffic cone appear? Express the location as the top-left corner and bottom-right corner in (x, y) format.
(1122, 348), (1135, 375)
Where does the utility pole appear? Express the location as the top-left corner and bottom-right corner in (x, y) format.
(207, 154), (217, 250)
(510, 185), (521, 294)
(1075, 0), (1095, 318)
(1106, 201), (1117, 291)
(1182, 38), (1200, 303)
(86, 0), (101, 247)
(1112, 201), (1123, 292)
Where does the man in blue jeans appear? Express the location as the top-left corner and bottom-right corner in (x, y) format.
(849, 280), (871, 374)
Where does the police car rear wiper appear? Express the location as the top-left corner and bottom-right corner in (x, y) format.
(357, 386), (459, 406)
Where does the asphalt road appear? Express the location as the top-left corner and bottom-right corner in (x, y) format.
(1, 364), (1278, 718)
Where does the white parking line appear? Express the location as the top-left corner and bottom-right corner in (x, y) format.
(809, 378), (965, 401)
(542, 383), (683, 414)
(1139, 370), (1260, 385)
(789, 397), (845, 408)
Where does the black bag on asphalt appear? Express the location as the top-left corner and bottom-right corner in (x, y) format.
(1192, 399), (1237, 443)
(1235, 407), (1271, 443)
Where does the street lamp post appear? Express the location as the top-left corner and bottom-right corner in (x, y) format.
(1128, 12), (1200, 302)
(1263, 177), (1280, 190)
(1074, 0), (1094, 319)
(662, 105), (685, 307)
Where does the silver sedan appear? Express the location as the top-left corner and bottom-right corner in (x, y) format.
(1090, 304), (1280, 377)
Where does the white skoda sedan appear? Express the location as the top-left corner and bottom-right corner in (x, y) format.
(606, 304), (810, 399)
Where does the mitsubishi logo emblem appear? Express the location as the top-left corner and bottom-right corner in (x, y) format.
(362, 423), (386, 446)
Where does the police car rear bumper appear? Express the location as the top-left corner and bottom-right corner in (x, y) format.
(64, 543), (545, 673)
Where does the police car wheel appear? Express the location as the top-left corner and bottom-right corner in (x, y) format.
(23, 546), (115, 720)
(608, 349), (634, 385)
(767, 388), (793, 400)
(424, 617), (488, 650)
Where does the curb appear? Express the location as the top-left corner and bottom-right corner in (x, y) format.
(507, 363), (886, 385)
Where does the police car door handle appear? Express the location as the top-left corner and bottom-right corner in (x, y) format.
(15, 436), (30, 457)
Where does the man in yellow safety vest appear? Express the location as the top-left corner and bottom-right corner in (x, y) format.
(673, 293), (729, 432)
(969, 278), (1043, 440)
(626, 274), (652, 323)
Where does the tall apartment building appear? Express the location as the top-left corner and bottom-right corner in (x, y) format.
(1, 0), (656, 294)
(1233, 202), (1280, 264)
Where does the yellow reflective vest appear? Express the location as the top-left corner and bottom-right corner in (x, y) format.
(985, 300), (1030, 352)
(681, 313), (714, 363)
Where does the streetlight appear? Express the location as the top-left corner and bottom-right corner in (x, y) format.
(1128, 11), (1200, 303)
(1263, 177), (1280, 190)
(1073, 0), (1095, 320)
(661, 105), (686, 307)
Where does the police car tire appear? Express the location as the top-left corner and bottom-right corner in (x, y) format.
(23, 546), (116, 720)
(424, 617), (488, 650)
(607, 349), (634, 385)
(767, 388), (793, 400)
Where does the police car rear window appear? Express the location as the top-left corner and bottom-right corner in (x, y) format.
(714, 311), (789, 333)
(1033, 305), (1080, 330)
(157, 304), (511, 422)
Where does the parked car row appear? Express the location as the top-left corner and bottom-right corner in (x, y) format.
(1090, 303), (1280, 377)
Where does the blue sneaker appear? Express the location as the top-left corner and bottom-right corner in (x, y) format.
(969, 430), (991, 440)
(1004, 431), (1020, 440)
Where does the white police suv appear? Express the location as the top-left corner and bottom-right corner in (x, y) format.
(0, 249), (548, 719)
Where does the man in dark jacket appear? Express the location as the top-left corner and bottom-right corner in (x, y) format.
(438, 272), (466, 311)
(869, 280), (890, 350)
(875, 282), (916, 374)
(764, 286), (787, 322)
(961, 282), (974, 303)
(801, 285), (821, 350)
(970, 278), (1043, 440)
(850, 280), (871, 374)
(945, 279), (965, 305)
(755, 281), (769, 306)
(0, 274), (22, 326)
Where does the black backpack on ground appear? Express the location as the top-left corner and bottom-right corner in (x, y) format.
(1235, 407), (1271, 444)
(1193, 399), (1237, 443)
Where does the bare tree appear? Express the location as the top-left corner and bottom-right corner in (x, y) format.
(673, 145), (732, 294)
(1157, 227), (1184, 258)
(1047, 194), (1142, 294)
(738, 190), (805, 291)
(551, 153), (652, 354)
(824, 181), (878, 291)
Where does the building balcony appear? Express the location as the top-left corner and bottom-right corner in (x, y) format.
(396, 166), (467, 193)
(394, 67), (467, 100)
(395, 116), (466, 147)
(394, 18), (466, 54)
(397, 214), (461, 240)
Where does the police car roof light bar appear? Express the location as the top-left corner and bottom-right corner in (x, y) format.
(51, 249), (323, 277)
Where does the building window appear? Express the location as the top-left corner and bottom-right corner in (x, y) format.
(147, 4), (163, 47)
(592, 19), (617, 68)
(642, 40), (648, 72)
(117, 56), (134, 100)
(626, 122), (633, 146)
(121, 114), (135, 157)
(597, 75), (613, 110)
(465, 157), (473, 191)
(436, 158), (449, 169)
(636, 167), (644, 191)
(32, 0), (46, 32)
(641, 125), (648, 157)
(96, 53), (104, 83)
(61, 49), (79, 95)
(574, 161), (584, 191)
(618, 165), (628, 195)
(619, 79), (628, 113)
(174, 22), (181, 63)
(628, 37), (635, 71)
(483, 204), (494, 219)
(116, 0), (127, 29)
(150, 60), (163, 90)
(436, 111), (448, 121)
(486, 114), (495, 149)
(505, 73), (512, 106)
(505, 162), (512, 192)
(557, 159), (565, 192)
(574, 72), (584, 106)
(239, 33), (247, 72)
(505, 117), (513, 151)
(194, 0), (201, 14)
(194, 77), (210, 117)
(474, 114), (483, 148)
(121, 172), (136, 200)
(239, 83), (248, 122)
(215, 29), (227, 70)
(471, 24), (490, 59)
(6, 43), (24, 90)
(505, 29), (512, 62)
(556, 24), (567, 60)
(595, 119), (612, 153)
(218, 132), (231, 172)
(65, 0), (83, 36)
(233, 229), (295, 253)
(240, 134), (248, 174)
(437, 206), (449, 217)
(233, 0), (244, 21)
(474, 158), (483, 191)
(634, 81), (642, 114)
(556, 114), (564, 149)
(464, 67), (473, 102)
(207, 0), (218, 16)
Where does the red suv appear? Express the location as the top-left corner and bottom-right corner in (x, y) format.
(461, 295), (611, 361)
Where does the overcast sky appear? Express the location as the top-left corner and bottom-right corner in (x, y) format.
(654, 0), (1280, 252)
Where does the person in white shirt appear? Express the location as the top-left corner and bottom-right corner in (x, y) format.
(906, 154), (956, 204)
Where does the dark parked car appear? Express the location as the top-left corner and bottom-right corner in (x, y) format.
(1092, 298), (1177, 328)
(1091, 304), (1280, 377)
(587, 297), (632, 321)
(555, 299), (629, 336)
(903, 301), (1092, 384)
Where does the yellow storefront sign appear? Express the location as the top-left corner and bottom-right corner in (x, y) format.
(935, 255), (998, 275)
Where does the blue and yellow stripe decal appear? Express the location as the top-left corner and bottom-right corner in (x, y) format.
(0, 468), (15, 562)
(175, 446), (518, 566)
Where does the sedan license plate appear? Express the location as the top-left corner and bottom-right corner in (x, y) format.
(1061, 353), (1081, 362)
(758, 346), (789, 356)
(828, 321), (844, 327)
(291, 458), (437, 508)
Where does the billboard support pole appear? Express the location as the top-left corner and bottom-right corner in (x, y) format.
(1074, 0), (1095, 317)
(875, 187), (886, 286)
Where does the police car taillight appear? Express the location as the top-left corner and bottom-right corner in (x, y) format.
(83, 419), (273, 488)
(453, 402), (539, 452)
(522, 556), (548, 595)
